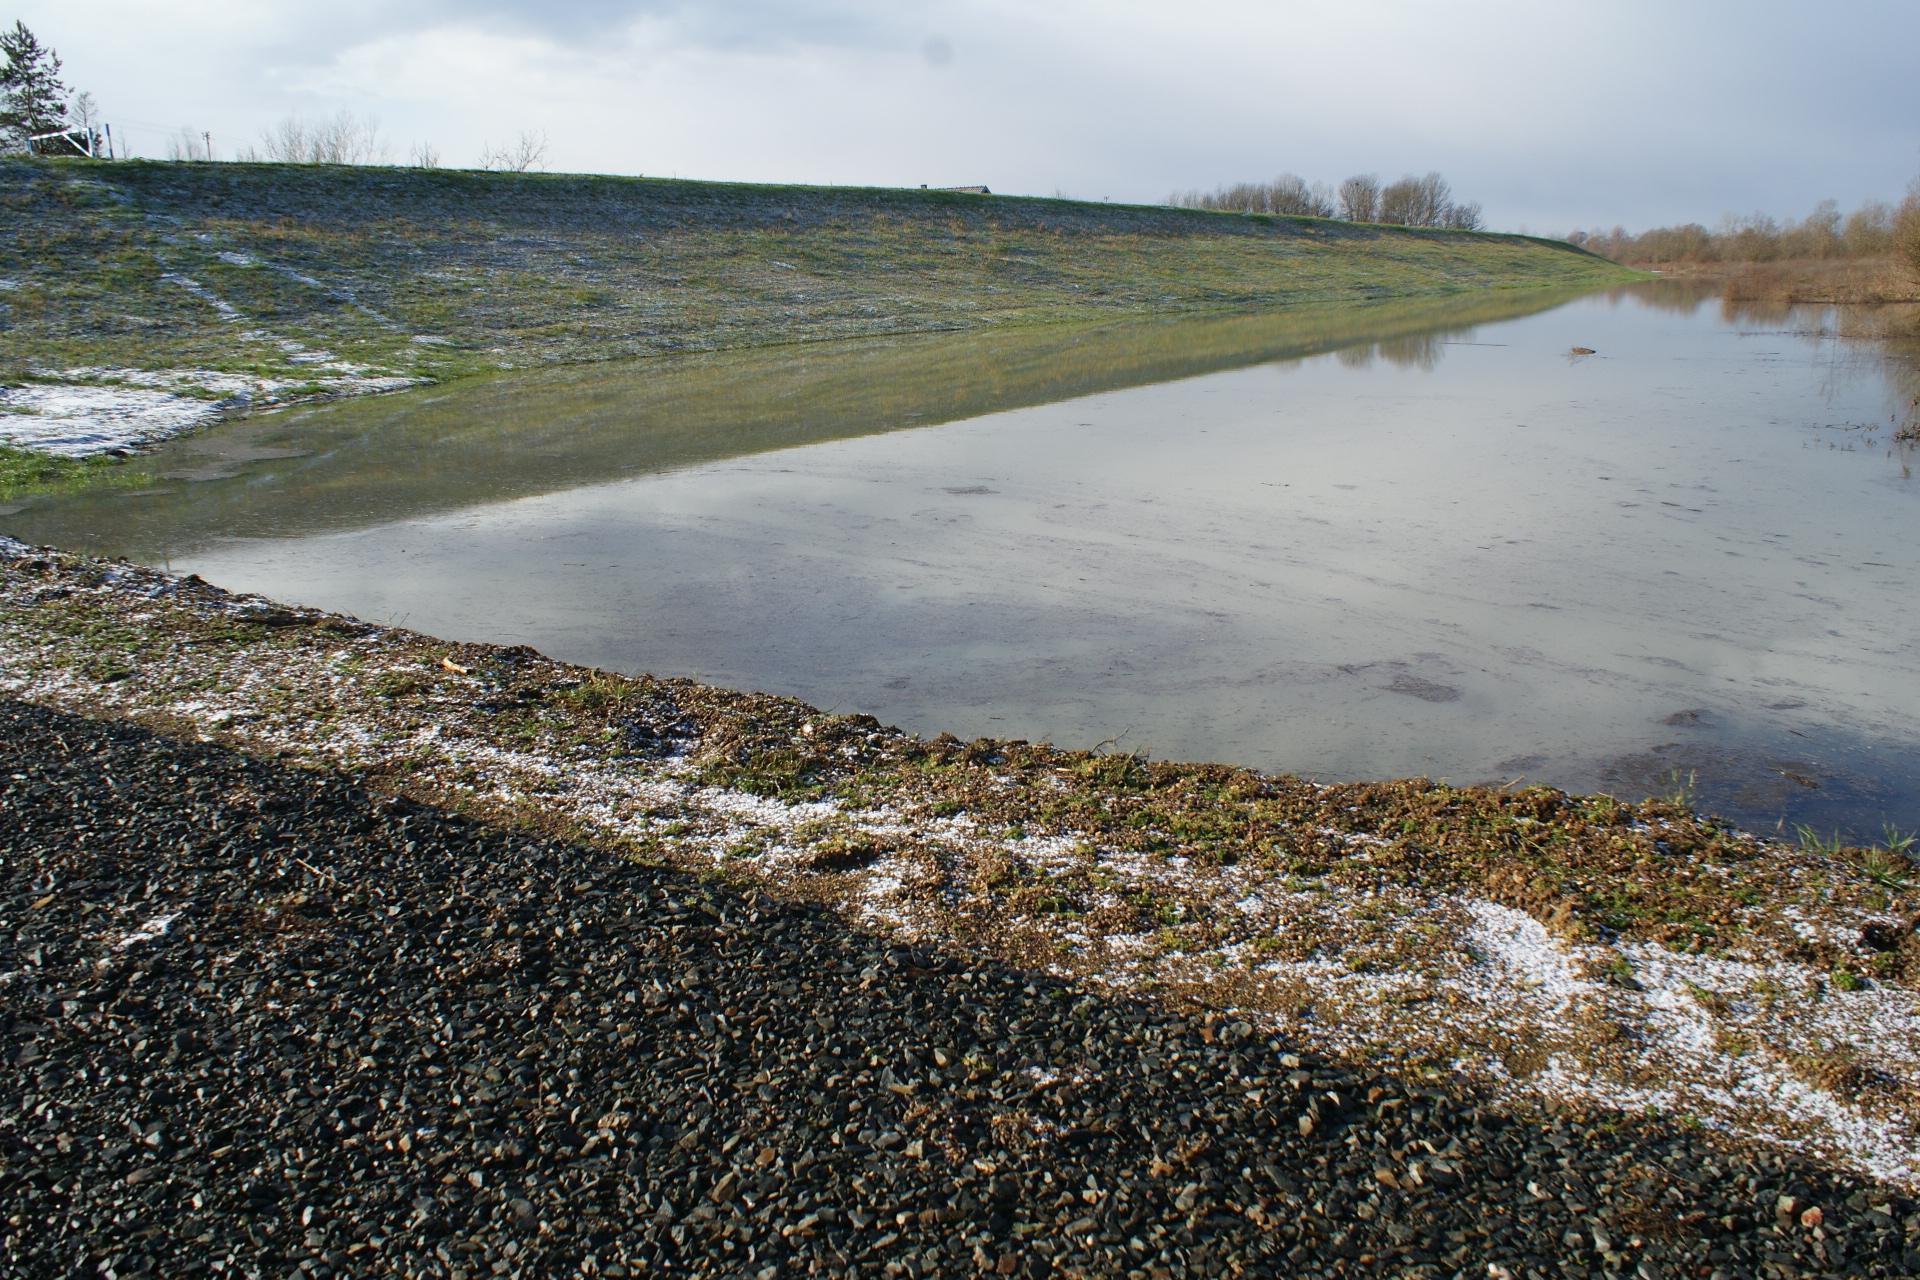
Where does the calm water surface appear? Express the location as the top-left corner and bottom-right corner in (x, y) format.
(12, 285), (1919, 837)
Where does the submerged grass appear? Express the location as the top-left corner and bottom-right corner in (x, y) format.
(0, 445), (153, 502)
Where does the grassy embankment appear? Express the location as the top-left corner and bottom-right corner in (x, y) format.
(0, 157), (1634, 493)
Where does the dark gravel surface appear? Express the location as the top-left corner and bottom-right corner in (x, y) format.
(3, 699), (1916, 1279)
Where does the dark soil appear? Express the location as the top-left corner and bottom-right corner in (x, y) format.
(2, 700), (1916, 1278)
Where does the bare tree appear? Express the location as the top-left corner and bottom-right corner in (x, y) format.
(1376, 176), (1421, 226)
(1337, 173), (1379, 222)
(1720, 212), (1782, 262)
(166, 127), (209, 161)
(1268, 173), (1334, 217)
(1376, 172), (1457, 228)
(247, 111), (385, 165)
(68, 88), (97, 132)
(409, 139), (440, 169)
(1174, 173), (1331, 217)
(1780, 198), (1842, 259)
(1896, 184), (1920, 282)
(1572, 188), (1920, 267)
(1842, 200), (1893, 257)
(1411, 172), (1453, 227)
(480, 130), (548, 173)
(1178, 167), (1480, 228)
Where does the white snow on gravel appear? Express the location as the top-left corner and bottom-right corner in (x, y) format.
(1462, 900), (1586, 1011)
(112, 912), (181, 952)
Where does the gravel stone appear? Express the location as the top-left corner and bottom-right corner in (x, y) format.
(2, 700), (1915, 1277)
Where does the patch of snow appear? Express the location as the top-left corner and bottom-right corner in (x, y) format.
(160, 273), (241, 321)
(269, 265), (327, 290)
(1462, 901), (1586, 1011)
(217, 251), (258, 267)
(0, 383), (225, 456)
(113, 912), (181, 951)
(0, 366), (426, 457)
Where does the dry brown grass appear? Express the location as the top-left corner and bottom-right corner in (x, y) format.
(1664, 257), (1920, 305)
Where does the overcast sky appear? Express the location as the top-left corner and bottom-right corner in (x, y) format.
(17, 0), (1920, 233)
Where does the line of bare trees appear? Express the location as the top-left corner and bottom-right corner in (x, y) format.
(236, 110), (385, 165)
(1170, 171), (1483, 231)
(1568, 187), (1920, 271)
(191, 111), (547, 173)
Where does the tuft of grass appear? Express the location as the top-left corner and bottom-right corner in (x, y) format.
(1660, 768), (1699, 809)
(1856, 845), (1911, 891)
(1795, 824), (1845, 858)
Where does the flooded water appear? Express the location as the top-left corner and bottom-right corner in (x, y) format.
(10, 284), (1920, 838)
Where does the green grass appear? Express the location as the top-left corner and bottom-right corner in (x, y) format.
(1795, 823), (1846, 857)
(1, 157), (1637, 392)
(0, 444), (154, 501)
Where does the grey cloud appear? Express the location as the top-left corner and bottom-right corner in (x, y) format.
(383, 0), (923, 52)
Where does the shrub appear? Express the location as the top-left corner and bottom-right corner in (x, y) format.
(1894, 185), (1920, 283)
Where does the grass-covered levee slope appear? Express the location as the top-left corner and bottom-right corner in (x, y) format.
(0, 157), (1633, 387)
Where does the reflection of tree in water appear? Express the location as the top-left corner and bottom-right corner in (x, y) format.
(1887, 328), (1920, 444)
(1375, 333), (1445, 370)
(1621, 281), (1716, 316)
(1703, 292), (1920, 448)
(1328, 320), (1492, 372)
(1717, 295), (1802, 329)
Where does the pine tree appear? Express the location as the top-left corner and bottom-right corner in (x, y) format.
(0, 21), (69, 154)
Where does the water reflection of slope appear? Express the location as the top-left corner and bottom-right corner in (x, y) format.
(8, 287), (1597, 558)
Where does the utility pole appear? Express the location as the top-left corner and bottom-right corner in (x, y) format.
(104, 124), (114, 160)
(203, 130), (212, 162)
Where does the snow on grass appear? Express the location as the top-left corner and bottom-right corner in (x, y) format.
(0, 383), (230, 456)
(161, 273), (242, 322)
(0, 366), (424, 457)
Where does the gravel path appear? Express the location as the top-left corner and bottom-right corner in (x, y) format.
(3, 699), (1916, 1278)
